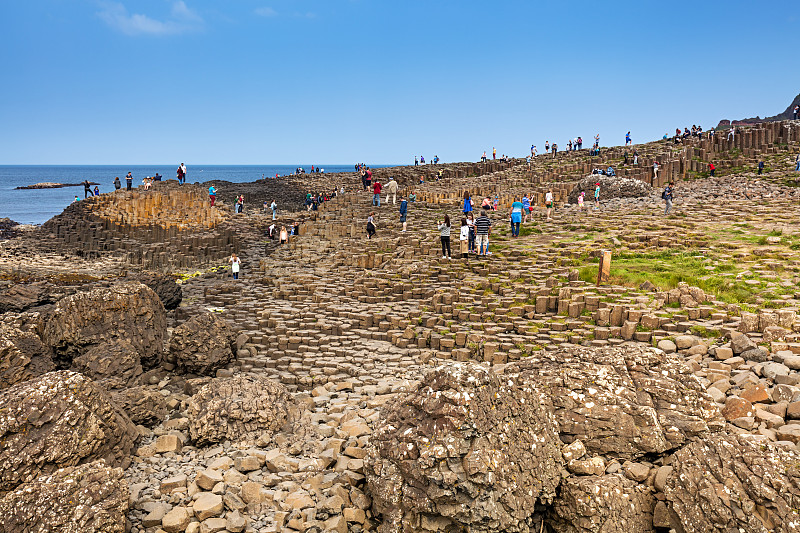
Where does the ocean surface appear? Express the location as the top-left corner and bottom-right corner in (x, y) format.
(0, 165), (390, 225)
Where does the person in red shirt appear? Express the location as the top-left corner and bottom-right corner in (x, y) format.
(709, 162), (715, 177)
(372, 180), (382, 206)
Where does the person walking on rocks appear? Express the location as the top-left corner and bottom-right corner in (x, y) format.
(475, 208), (492, 256)
(459, 218), (469, 258)
(545, 141), (550, 152)
(270, 200), (277, 220)
(228, 253), (241, 280)
(438, 215), (452, 259)
(708, 162), (716, 177)
(662, 181), (674, 215)
(463, 191), (473, 215)
(577, 191), (585, 212)
(545, 189), (554, 220)
(522, 193), (531, 223)
(372, 180), (382, 207)
(510, 197), (523, 237)
(758, 160), (764, 175)
(365, 168), (372, 191)
(594, 182), (600, 210)
(113, 176), (121, 190)
(467, 212), (476, 253)
(280, 225), (288, 244)
(794, 105), (799, 120)
(125, 172), (132, 191)
(384, 177), (398, 205)
(399, 196), (408, 232)
(653, 161), (659, 180)
(633, 149), (639, 165)
(625, 131), (631, 146)
(83, 180), (92, 198)
(366, 212), (376, 239)
(492, 147), (496, 160)
(415, 156), (419, 166)
(209, 185), (217, 207)
(531, 144), (535, 156)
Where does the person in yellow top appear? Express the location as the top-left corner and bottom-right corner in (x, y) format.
(492, 147), (496, 160)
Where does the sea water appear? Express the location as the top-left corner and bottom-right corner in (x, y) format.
(0, 165), (389, 225)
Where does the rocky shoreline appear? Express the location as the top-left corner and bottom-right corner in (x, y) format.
(14, 181), (100, 189)
(2, 119), (800, 532)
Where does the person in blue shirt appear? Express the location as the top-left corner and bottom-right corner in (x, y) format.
(625, 131), (631, 146)
(208, 185), (217, 207)
(463, 192), (472, 215)
(521, 194), (531, 223)
(509, 197), (523, 237)
(399, 196), (408, 232)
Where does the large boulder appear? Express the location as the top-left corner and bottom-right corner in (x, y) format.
(0, 370), (137, 492)
(0, 282), (55, 313)
(0, 460), (129, 533)
(567, 175), (653, 204)
(187, 374), (293, 446)
(547, 474), (656, 533)
(42, 282), (166, 368)
(71, 341), (143, 390)
(0, 323), (54, 390)
(510, 345), (724, 460)
(664, 434), (800, 532)
(365, 362), (563, 533)
(169, 312), (236, 375)
(128, 271), (183, 310)
(112, 386), (167, 427)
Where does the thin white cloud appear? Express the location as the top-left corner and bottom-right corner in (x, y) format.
(254, 7), (277, 17)
(98, 1), (203, 35)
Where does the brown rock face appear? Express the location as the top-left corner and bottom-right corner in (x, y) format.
(112, 385), (167, 427)
(0, 460), (129, 533)
(127, 271), (183, 310)
(71, 341), (143, 390)
(0, 282), (54, 313)
(510, 345), (724, 460)
(187, 374), (293, 446)
(547, 474), (656, 533)
(0, 370), (138, 492)
(0, 323), (54, 390)
(365, 362), (564, 533)
(169, 312), (237, 375)
(42, 282), (166, 369)
(665, 434), (800, 532)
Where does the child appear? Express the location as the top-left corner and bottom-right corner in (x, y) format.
(577, 191), (585, 211)
(459, 218), (469, 258)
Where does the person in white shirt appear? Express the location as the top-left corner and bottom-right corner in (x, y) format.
(459, 218), (469, 259)
(545, 190), (554, 220)
(228, 253), (241, 280)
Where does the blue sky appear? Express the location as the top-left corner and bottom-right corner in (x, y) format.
(1, 1), (798, 165)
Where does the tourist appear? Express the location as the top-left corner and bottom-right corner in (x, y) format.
(794, 105), (799, 120)
(530, 144), (535, 156)
(415, 156), (419, 166)
(236, 195), (244, 214)
(83, 180), (91, 198)
(545, 141), (550, 152)
(270, 200), (277, 220)
(552, 143), (558, 158)
(594, 133), (600, 147)
(409, 191), (416, 202)
(384, 177), (398, 205)
(113, 176), (121, 190)
(267, 223), (276, 239)
(177, 164), (185, 185)
(758, 160), (764, 175)
(209, 185), (217, 207)
(93, 186), (99, 196)
(577, 191), (585, 211)
(567, 139), (573, 151)
(143, 177), (151, 190)
(653, 161), (659, 180)
(399, 196), (408, 232)
(493, 195), (499, 211)
(366, 212), (376, 239)
(662, 181), (674, 215)
(594, 182), (600, 210)
(434, 155), (439, 164)
(481, 151), (487, 162)
(624, 152), (629, 165)
(475, 208), (492, 256)
(492, 147), (496, 160)
(607, 166), (616, 177)
(451, 220), (465, 261)
(73, 195), (79, 203)
(467, 212), (476, 253)
(727, 127), (735, 141)
(154, 172), (162, 181)
(229, 253), (241, 280)
(372, 180), (382, 207)
(545, 189), (554, 220)
(125, 172), (132, 191)
(521, 194), (530, 223)
(633, 150), (639, 165)
(577, 137), (583, 150)
(420, 155), (425, 164)
(510, 197), (523, 237)
(796, 153), (800, 171)
(438, 215), (451, 259)
(481, 196), (492, 210)
(280, 225), (288, 244)
(709, 162), (716, 177)
(463, 191), (473, 215)
(365, 168), (372, 190)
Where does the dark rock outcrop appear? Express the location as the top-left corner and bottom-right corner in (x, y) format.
(365, 362), (563, 533)
(187, 374), (293, 446)
(664, 434), (800, 533)
(112, 386), (167, 427)
(42, 281), (166, 369)
(510, 345), (724, 460)
(0, 460), (129, 533)
(169, 312), (236, 375)
(0, 370), (137, 492)
(567, 176), (653, 204)
(0, 282), (54, 313)
(0, 323), (54, 390)
(71, 341), (143, 390)
(547, 474), (656, 533)
(128, 271), (182, 310)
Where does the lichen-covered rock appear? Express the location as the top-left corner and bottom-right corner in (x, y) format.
(547, 474), (656, 533)
(112, 386), (167, 427)
(664, 434), (800, 532)
(42, 282), (166, 368)
(568, 175), (653, 204)
(0, 323), (54, 390)
(365, 362), (563, 533)
(0, 370), (137, 492)
(187, 374), (292, 446)
(169, 312), (236, 375)
(510, 345), (724, 460)
(0, 460), (129, 533)
(71, 341), (143, 390)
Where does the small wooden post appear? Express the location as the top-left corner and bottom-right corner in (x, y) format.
(597, 250), (612, 285)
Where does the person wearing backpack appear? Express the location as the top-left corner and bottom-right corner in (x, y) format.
(758, 161), (765, 175)
(662, 182), (674, 215)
